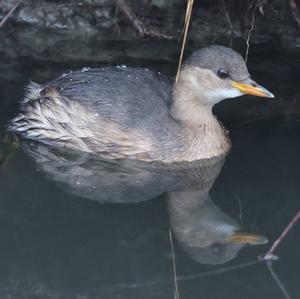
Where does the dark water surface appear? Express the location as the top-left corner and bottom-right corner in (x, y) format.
(0, 50), (299, 299)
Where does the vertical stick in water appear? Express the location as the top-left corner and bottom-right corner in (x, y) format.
(264, 210), (300, 260)
(169, 228), (180, 299)
(175, 0), (195, 83)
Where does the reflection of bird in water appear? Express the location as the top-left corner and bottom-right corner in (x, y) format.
(9, 46), (273, 162)
(22, 141), (267, 265)
(167, 191), (267, 265)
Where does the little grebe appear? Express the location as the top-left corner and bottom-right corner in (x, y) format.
(9, 45), (273, 162)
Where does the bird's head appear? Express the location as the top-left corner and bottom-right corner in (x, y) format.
(177, 45), (274, 107)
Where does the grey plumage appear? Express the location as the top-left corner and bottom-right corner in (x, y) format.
(46, 67), (173, 129)
(9, 45), (267, 162)
(9, 67), (183, 160)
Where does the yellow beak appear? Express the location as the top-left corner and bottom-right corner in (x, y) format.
(232, 79), (274, 98)
(225, 232), (268, 245)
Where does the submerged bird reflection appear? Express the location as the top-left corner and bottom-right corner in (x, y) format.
(22, 140), (267, 265)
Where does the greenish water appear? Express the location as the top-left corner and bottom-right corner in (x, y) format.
(0, 50), (299, 299)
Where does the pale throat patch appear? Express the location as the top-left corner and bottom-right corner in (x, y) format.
(204, 88), (243, 105)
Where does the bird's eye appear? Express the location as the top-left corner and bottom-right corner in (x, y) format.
(217, 69), (229, 79)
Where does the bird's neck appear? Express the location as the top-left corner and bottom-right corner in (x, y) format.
(170, 72), (230, 160)
(171, 100), (215, 127)
(171, 67), (217, 126)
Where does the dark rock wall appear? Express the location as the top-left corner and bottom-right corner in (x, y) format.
(0, 0), (299, 62)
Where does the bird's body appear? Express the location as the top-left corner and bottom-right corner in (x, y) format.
(9, 46), (273, 162)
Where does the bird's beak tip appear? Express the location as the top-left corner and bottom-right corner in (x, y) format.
(232, 80), (274, 99)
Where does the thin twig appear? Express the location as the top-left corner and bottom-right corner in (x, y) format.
(169, 228), (180, 299)
(114, 0), (172, 39)
(264, 210), (300, 260)
(178, 260), (260, 281)
(245, 0), (257, 63)
(222, 0), (233, 47)
(0, 0), (23, 28)
(266, 261), (292, 299)
(113, 4), (121, 40)
(287, 0), (300, 29)
(114, 0), (145, 36)
(105, 259), (262, 290)
(175, 0), (195, 82)
(234, 193), (245, 228)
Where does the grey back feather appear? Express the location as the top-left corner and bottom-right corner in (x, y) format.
(45, 67), (174, 134)
(9, 67), (183, 160)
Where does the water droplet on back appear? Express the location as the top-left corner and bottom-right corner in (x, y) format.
(81, 67), (91, 72)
